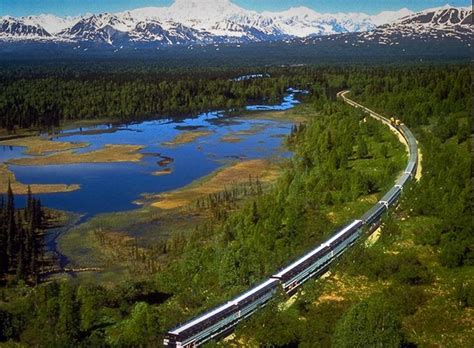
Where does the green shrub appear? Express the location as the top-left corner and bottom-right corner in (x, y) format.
(454, 281), (474, 308)
(334, 294), (404, 348)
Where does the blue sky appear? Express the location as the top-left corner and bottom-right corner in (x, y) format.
(0, 0), (470, 17)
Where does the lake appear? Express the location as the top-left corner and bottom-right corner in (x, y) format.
(0, 90), (302, 218)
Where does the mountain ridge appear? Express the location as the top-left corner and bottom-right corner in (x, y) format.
(0, 1), (471, 49)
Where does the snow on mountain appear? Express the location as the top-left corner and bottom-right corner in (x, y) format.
(0, 16), (51, 40)
(394, 6), (471, 28)
(369, 6), (472, 42)
(0, 1), (471, 47)
(167, 0), (248, 21)
(120, 8), (168, 23)
(260, 7), (370, 37)
(58, 13), (134, 44)
(302, 5), (472, 49)
(370, 8), (414, 26)
(22, 14), (78, 34)
(130, 20), (214, 46)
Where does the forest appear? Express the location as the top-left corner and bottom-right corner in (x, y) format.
(0, 185), (45, 284)
(0, 64), (472, 346)
(0, 66), (294, 130)
(0, 63), (382, 131)
(232, 65), (472, 346)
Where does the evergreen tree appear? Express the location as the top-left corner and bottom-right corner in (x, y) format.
(6, 182), (16, 272)
(334, 295), (404, 347)
(0, 186), (45, 282)
(0, 195), (7, 277)
(57, 282), (79, 342)
(357, 137), (369, 158)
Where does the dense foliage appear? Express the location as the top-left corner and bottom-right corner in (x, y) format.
(0, 64), (471, 346)
(0, 63), (388, 131)
(0, 68), (295, 130)
(232, 65), (472, 346)
(353, 66), (472, 269)
(0, 185), (45, 284)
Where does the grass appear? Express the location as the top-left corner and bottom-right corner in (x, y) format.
(217, 106), (314, 144)
(58, 158), (282, 284)
(152, 168), (173, 176)
(220, 135), (242, 143)
(161, 130), (215, 147)
(0, 163), (80, 194)
(8, 144), (145, 166)
(150, 159), (280, 210)
(237, 104), (315, 124)
(395, 216), (474, 346)
(290, 200), (474, 347)
(0, 136), (89, 155)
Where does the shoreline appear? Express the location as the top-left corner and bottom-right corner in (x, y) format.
(7, 144), (145, 166)
(57, 157), (285, 283)
(149, 158), (281, 210)
(161, 130), (215, 147)
(0, 164), (81, 194)
(0, 136), (89, 156)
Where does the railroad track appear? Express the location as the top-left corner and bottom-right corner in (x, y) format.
(164, 91), (418, 348)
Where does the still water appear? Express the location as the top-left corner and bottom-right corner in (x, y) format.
(1, 91), (302, 217)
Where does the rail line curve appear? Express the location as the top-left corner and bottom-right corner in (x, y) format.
(164, 91), (418, 347)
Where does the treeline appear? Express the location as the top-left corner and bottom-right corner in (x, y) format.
(348, 65), (471, 131)
(0, 63), (391, 131)
(1, 64), (469, 132)
(0, 71), (293, 130)
(0, 185), (45, 284)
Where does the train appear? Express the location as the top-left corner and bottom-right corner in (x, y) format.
(390, 117), (402, 127)
(163, 91), (418, 348)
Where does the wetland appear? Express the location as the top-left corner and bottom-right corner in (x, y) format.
(0, 90), (305, 277)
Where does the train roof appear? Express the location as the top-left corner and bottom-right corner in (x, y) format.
(273, 220), (362, 279)
(396, 172), (412, 187)
(230, 278), (278, 305)
(169, 278), (279, 335)
(380, 186), (401, 204)
(324, 220), (363, 246)
(169, 301), (235, 335)
(273, 244), (328, 279)
(360, 202), (385, 222)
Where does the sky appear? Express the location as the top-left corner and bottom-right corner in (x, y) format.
(0, 0), (470, 17)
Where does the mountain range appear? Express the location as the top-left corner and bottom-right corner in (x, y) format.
(0, 1), (471, 49)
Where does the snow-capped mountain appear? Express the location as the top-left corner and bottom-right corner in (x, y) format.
(369, 8), (414, 26)
(301, 6), (472, 48)
(394, 5), (471, 28)
(58, 13), (134, 44)
(130, 20), (214, 45)
(0, 16), (52, 40)
(0, 0), (471, 48)
(356, 6), (472, 44)
(23, 14), (79, 34)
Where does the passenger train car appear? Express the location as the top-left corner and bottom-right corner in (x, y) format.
(164, 91), (418, 348)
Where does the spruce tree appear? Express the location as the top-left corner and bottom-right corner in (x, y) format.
(6, 182), (16, 271)
(0, 195), (7, 277)
(26, 185), (33, 222)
